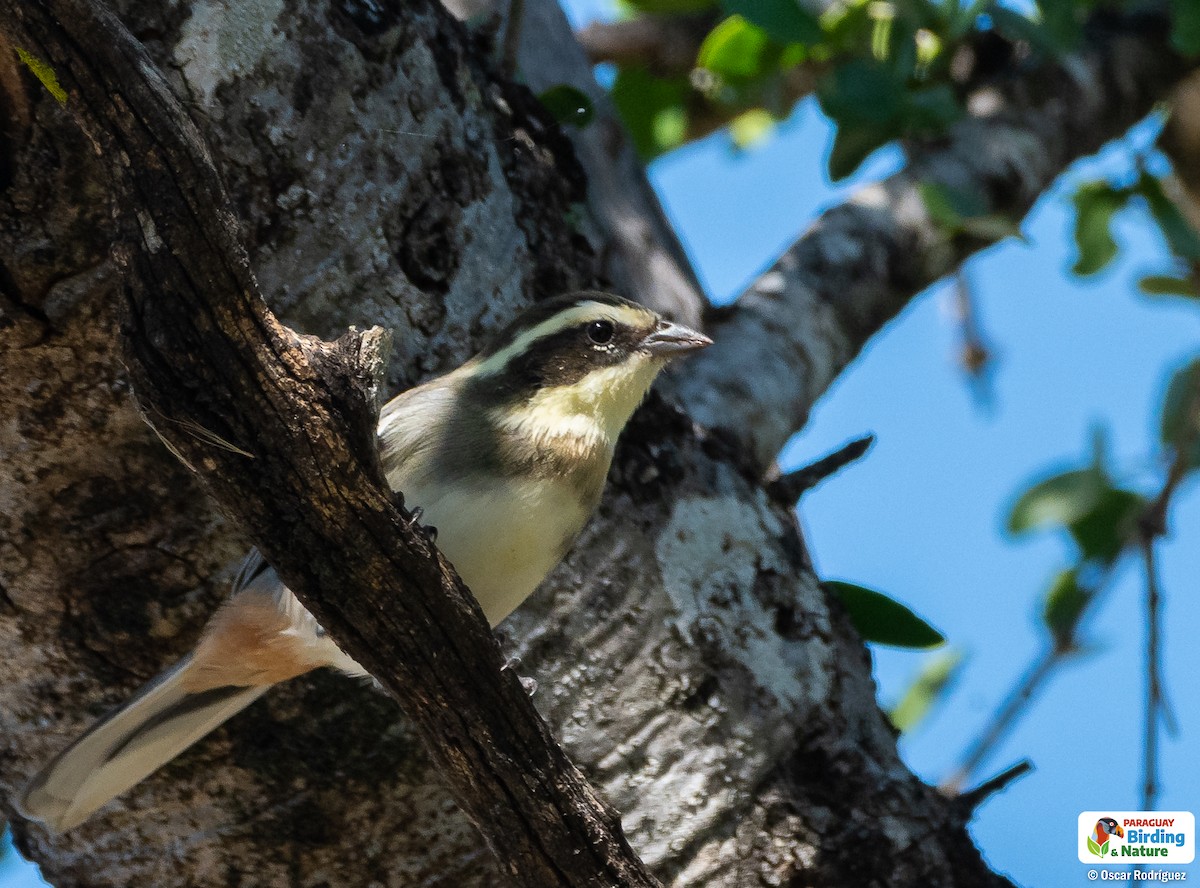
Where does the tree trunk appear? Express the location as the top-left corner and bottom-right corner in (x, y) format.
(0, 1), (1185, 886)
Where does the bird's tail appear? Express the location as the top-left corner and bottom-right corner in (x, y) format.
(16, 655), (267, 832)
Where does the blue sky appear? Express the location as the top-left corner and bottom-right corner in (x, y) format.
(575, 0), (1199, 883)
(5, 5), (1198, 886)
(650, 55), (1200, 888)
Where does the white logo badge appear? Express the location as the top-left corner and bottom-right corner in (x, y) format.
(1078, 812), (1195, 865)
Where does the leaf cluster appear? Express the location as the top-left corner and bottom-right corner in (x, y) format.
(1071, 170), (1200, 287)
(1007, 438), (1145, 652)
(583, 0), (1200, 178)
(1007, 340), (1200, 654)
(567, 0), (1200, 769)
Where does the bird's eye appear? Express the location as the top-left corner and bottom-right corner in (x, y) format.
(586, 320), (615, 344)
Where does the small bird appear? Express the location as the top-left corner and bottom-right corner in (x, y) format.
(17, 291), (710, 832)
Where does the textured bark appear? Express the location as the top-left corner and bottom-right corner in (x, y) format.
(0, 3), (1185, 888)
(511, 0), (706, 330)
(2, 2), (660, 885)
(1161, 69), (1200, 231)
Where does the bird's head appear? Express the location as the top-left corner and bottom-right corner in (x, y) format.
(467, 291), (711, 450)
(1096, 818), (1125, 841)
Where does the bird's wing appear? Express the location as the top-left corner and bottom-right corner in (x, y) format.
(376, 371), (462, 491)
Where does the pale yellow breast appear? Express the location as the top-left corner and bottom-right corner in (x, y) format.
(377, 369), (612, 625)
(401, 475), (591, 626)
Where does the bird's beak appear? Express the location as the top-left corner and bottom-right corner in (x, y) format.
(1114, 825), (1125, 838)
(641, 320), (712, 357)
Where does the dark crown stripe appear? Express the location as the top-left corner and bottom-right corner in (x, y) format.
(478, 291), (641, 359)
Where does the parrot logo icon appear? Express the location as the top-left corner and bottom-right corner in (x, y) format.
(1087, 817), (1125, 858)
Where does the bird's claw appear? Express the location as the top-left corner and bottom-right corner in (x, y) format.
(406, 507), (438, 542)
(500, 658), (536, 695)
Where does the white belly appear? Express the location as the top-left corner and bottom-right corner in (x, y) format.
(272, 475), (590, 681)
(247, 468), (593, 682)
(406, 477), (590, 626)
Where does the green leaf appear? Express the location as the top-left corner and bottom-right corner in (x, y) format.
(888, 649), (964, 733)
(1071, 181), (1130, 276)
(826, 121), (892, 181)
(1007, 468), (1108, 535)
(903, 84), (962, 132)
(1042, 567), (1089, 650)
(826, 581), (945, 649)
(721, 0), (821, 44)
(1137, 171), (1200, 262)
(537, 85), (595, 128)
(1087, 835), (1103, 857)
(698, 15), (772, 80)
(819, 59), (905, 126)
(1161, 358), (1200, 471)
(869, 2), (894, 62)
(818, 59), (911, 180)
(653, 105), (688, 151)
(610, 67), (689, 161)
(920, 181), (987, 227)
(1139, 274), (1199, 298)
(819, 0), (875, 52)
(920, 181), (965, 229)
(960, 215), (1024, 242)
(1067, 488), (1143, 564)
(621, 0), (717, 13)
(1171, 0), (1200, 56)
(1009, 445), (1140, 561)
(729, 108), (776, 148)
(920, 181), (1021, 241)
(1035, 0), (1082, 52)
(987, 6), (1065, 56)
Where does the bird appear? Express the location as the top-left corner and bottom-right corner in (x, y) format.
(1091, 818), (1125, 849)
(17, 290), (711, 832)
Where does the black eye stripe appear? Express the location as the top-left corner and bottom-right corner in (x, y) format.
(478, 291), (647, 359)
(472, 318), (645, 402)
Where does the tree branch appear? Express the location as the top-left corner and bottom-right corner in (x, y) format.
(1139, 534), (1164, 811)
(1134, 353), (1200, 810)
(952, 759), (1033, 815)
(576, 14), (715, 74)
(516, 0), (707, 329)
(763, 434), (875, 504)
(940, 646), (1061, 795)
(676, 12), (1194, 469)
(1, 2), (658, 885)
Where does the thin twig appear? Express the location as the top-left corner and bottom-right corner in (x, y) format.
(941, 649), (1059, 795)
(952, 269), (995, 410)
(946, 329), (1200, 795)
(1141, 440), (1192, 537)
(1139, 534), (1163, 810)
(765, 434), (875, 504)
(1134, 346), (1200, 808)
(953, 759), (1034, 813)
